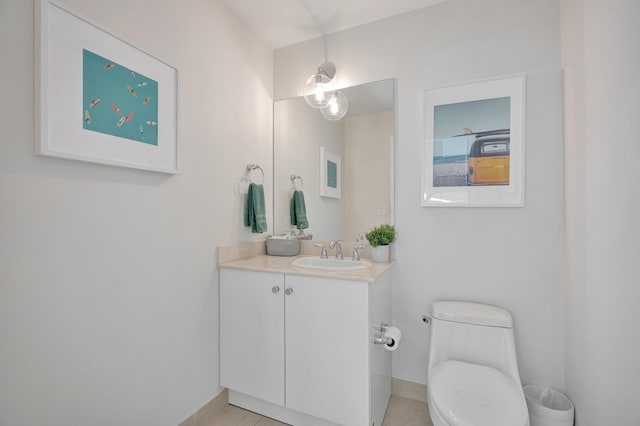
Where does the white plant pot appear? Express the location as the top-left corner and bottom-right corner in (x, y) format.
(370, 245), (390, 263)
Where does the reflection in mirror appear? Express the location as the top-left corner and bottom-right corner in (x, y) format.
(274, 79), (395, 242)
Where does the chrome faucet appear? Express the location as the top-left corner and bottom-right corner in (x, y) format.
(352, 233), (367, 260)
(314, 243), (328, 259)
(352, 244), (366, 261)
(329, 240), (343, 260)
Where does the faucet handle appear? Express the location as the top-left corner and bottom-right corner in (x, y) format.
(313, 243), (328, 259)
(352, 244), (367, 261)
(329, 240), (344, 259)
(356, 233), (366, 242)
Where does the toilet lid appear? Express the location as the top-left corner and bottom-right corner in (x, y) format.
(429, 360), (528, 426)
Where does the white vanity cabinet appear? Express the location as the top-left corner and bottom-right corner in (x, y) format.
(285, 274), (370, 425)
(219, 266), (392, 426)
(219, 269), (285, 406)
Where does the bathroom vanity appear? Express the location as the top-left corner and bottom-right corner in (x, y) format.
(219, 254), (393, 426)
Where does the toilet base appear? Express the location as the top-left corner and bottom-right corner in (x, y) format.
(427, 388), (530, 426)
(427, 390), (449, 426)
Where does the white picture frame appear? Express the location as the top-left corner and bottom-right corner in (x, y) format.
(422, 74), (525, 207)
(319, 146), (341, 199)
(34, 0), (179, 174)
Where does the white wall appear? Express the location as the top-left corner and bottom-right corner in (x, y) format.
(344, 111), (393, 240)
(275, 0), (565, 388)
(562, 0), (640, 424)
(0, 1), (272, 425)
(274, 97), (344, 240)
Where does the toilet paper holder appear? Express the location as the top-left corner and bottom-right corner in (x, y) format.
(373, 322), (389, 333)
(373, 335), (394, 345)
(372, 322), (393, 345)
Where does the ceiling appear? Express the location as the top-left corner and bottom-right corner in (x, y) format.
(220, 0), (448, 49)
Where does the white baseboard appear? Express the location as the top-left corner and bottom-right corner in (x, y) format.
(179, 388), (228, 426)
(229, 390), (339, 426)
(181, 379), (427, 425)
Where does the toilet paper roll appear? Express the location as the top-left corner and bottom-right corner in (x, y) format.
(384, 326), (402, 351)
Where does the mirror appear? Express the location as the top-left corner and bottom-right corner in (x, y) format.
(274, 79), (395, 241)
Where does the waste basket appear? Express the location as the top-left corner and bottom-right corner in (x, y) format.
(523, 384), (574, 426)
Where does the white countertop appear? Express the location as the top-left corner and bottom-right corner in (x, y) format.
(218, 254), (395, 283)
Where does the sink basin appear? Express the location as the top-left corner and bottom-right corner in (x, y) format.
(291, 257), (372, 271)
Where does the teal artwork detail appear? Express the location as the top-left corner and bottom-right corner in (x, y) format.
(82, 49), (158, 145)
(327, 160), (337, 188)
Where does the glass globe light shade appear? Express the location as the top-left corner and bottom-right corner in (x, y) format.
(320, 91), (349, 121)
(303, 73), (335, 109)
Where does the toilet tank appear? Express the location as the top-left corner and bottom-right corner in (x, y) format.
(427, 301), (522, 384)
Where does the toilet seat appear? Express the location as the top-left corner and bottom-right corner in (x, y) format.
(429, 360), (528, 426)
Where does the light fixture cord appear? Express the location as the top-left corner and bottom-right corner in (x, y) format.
(300, 0), (328, 62)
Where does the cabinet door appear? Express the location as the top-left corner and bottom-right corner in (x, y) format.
(220, 269), (285, 406)
(285, 275), (370, 426)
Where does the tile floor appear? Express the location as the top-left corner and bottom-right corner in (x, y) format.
(197, 395), (433, 426)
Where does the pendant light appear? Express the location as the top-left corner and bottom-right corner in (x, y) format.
(320, 90), (349, 121)
(303, 61), (336, 109)
(299, 0), (348, 120)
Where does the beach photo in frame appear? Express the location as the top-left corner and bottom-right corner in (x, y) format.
(319, 146), (341, 199)
(422, 74), (525, 207)
(35, 0), (179, 174)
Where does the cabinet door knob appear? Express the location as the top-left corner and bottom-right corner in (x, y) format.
(272, 286), (280, 294)
(285, 287), (294, 295)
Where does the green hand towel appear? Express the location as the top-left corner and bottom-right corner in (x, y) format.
(244, 183), (267, 233)
(290, 190), (309, 230)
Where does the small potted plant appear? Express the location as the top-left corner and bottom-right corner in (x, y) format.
(365, 224), (395, 263)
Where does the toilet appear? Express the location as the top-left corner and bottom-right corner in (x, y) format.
(427, 301), (529, 426)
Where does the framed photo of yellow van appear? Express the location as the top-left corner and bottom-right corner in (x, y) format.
(422, 75), (525, 207)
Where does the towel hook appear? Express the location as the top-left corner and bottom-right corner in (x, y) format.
(246, 164), (264, 185)
(290, 174), (304, 190)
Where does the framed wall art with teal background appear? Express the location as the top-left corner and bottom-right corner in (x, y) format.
(319, 146), (341, 199)
(35, 0), (179, 174)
